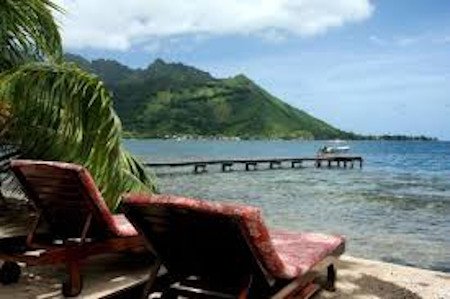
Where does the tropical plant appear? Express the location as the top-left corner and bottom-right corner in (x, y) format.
(0, 0), (155, 210)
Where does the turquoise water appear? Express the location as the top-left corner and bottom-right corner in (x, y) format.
(125, 140), (450, 272)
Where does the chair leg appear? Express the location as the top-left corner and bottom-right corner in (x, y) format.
(0, 261), (21, 284)
(0, 189), (7, 207)
(141, 258), (163, 299)
(237, 274), (252, 299)
(161, 289), (177, 299)
(62, 260), (82, 297)
(324, 264), (336, 291)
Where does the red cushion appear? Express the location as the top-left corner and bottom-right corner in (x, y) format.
(123, 194), (345, 279)
(11, 160), (138, 238)
(76, 165), (138, 237)
(270, 230), (345, 276)
(111, 214), (138, 237)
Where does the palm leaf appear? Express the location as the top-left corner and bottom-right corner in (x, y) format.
(0, 0), (62, 72)
(0, 62), (155, 210)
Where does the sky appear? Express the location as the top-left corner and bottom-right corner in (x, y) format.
(55, 0), (450, 140)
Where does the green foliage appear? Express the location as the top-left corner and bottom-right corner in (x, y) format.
(68, 55), (354, 140)
(0, 0), (62, 71)
(0, 63), (154, 209)
(0, 1), (155, 210)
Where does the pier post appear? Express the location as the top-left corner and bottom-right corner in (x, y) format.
(344, 161), (347, 168)
(291, 161), (302, 168)
(221, 163), (233, 172)
(194, 164), (207, 174)
(328, 160), (331, 168)
(269, 161), (281, 169)
(360, 159), (363, 168)
(245, 162), (257, 171)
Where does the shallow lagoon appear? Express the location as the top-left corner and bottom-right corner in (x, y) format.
(126, 140), (450, 272)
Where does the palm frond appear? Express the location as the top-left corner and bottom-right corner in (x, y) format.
(0, 0), (62, 72)
(0, 62), (155, 210)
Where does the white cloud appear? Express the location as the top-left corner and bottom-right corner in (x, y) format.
(257, 29), (288, 44)
(54, 0), (374, 51)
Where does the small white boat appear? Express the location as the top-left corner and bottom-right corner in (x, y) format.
(317, 142), (350, 155)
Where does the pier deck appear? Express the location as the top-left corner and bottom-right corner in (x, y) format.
(145, 155), (363, 173)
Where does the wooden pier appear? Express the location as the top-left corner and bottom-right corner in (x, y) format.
(145, 156), (363, 174)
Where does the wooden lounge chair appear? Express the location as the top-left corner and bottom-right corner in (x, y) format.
(0, 160), (144, 297)
(122, 194), (346, 299)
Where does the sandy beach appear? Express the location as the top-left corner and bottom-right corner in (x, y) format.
(318, 256), (450, 299)
(0, 254), (448, 298)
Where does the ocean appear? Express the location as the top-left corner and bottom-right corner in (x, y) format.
(125, 139), (450, 273)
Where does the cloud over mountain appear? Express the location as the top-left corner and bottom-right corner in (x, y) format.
(56, 0), (374, 50)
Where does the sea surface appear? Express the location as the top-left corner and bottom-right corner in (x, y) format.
(125, 139), (450, 273)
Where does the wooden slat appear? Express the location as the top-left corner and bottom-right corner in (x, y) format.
(26, 177), (79, 188)
(26, 180), (80, 189)
(36, 196), (90, 208)
(21, 169), (78, 180)
(32, 185), (81, 195)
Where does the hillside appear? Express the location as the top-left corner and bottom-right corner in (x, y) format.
(66, 54), (356, 139)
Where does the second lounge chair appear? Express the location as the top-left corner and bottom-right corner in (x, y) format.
(122, 193), (345, 299)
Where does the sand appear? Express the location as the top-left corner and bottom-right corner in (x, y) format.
(0, 255), (449, 298)
(317, 256), (450, 299)
(0, 254), (152, 299)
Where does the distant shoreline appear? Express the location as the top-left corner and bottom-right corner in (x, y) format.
(123, 133), (438, 142)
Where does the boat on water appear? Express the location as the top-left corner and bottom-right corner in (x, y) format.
(317, 141), (351, 156)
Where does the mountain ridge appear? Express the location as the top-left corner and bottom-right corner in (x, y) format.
(65, 54), (357, 139)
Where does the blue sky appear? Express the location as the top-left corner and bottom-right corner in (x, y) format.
(57, 0), (450, 140)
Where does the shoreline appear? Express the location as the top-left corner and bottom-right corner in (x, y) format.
(0, 254), (448, 298)
(123, 135), (440, 142)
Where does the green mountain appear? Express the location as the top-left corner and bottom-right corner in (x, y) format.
(66, 54), (356, 139)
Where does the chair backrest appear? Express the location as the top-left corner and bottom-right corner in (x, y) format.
(122, 194), (293, 283)
(10, 160), (116, 240)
